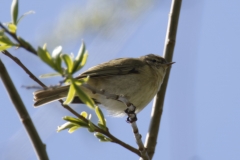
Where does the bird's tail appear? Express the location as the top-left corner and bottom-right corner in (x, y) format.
(33, 86), (69, 107)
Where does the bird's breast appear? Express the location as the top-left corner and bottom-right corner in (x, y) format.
(83, 65), (166, 116)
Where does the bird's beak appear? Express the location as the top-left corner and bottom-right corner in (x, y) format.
(165, 62), (175, 67)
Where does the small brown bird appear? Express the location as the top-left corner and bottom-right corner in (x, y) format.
(34, 54), (174, 116)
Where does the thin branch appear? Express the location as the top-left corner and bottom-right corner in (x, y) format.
(131, 122), (149, 160)
(143, 0), (182, 159)
(1, 50), (142, 157)
(0, 22), (37, 55)
(0, 59), (49, 160)
(2, 50), (44, 86)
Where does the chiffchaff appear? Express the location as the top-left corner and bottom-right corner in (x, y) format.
(34, 54), (174, 116)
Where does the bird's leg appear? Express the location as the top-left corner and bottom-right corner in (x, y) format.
(82, 84), (138, 122)
(122, 99), (137, 123)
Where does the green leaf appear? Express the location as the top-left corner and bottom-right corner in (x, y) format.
(94, 132), (104, 139)
(88, 127), (95, 133)
(97, 123), (107, 131)
(52, 46), (62, 58)
(37, 46), (55, 68)
(76, 51), (88, 71)
(43, 43), (47, 50)
(57, 122), (76, 132)
(18, 37), (36, 52)
(0, 45), (12, 51)
(88, 121), (95, 132)
(76, 42), (86, 60)
(11, 0), (18, 25)
(72, 41), (86, 72)
(0, 31), (15, 46)
(103, 137), (112, 142)
(52, 46), (62, 72)
(88, 114), (92, 120)
(68, 126), (80, 133)
(80, 111), (88, 118)
(54, 55), (62, 73)
(39, 73), (61, 78)
(95, 106), (106, 127)
(64, 84), (76, 105)
(99, 138), (111, 142)
(17, 10), (35, 25)
(72, 80), (95, 109)
(88, 121), (96, 130)
(8, 23), (17, 33)
(94, 133), (111, 142)
(61, 54), (74, 74)
(63, 116), (88, 127)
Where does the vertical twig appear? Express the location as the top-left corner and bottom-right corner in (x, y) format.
(143, 0), (182, 159)
(0, 59), (49, 160)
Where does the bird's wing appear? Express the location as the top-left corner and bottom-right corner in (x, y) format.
(76, 58), (144, 79)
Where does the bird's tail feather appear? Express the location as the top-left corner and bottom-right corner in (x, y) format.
(33, 86), (69, 107)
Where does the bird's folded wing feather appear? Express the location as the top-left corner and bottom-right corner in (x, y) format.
(76, 58), (144, 79)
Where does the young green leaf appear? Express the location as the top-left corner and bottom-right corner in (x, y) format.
(103, 137), (112, 142)
(61, 54), (74, 74)
(94, 132), (105, 139)
(94, 133), (111, 142)
(0, 45), (12, 51)
(52, 46), (62, 58)
(0, 31), (15, 46)
(51, 46), (62, 72)
(99, 138), (111, 142)
(57, 122), (76, 132)
(63, 116), (88, 127)
(97, 123), (107, 131)
(8, 23), (17, 33)
(76, 51), (88, 71)
(76, 42), (86, 60)
(11, 0), (18, 25)
(88, 127), (95, 133)
(17, 10), (35, 25)
(54, 55), (62, 73)
(39, 73), (61, 78)
(68, 126), (80, 133)
(95, 106), (106, 127)
(72, 81), (95, 109)
(80, 111), (88, 118)
(72, 41), (86, 72)
(88, 121), (96, 132)
(88, 114), (92, 120)
(18, 37), (36, 52)
(43, 43), (47, 50)
(37, 47), (55, 68)
(64, 84), (76, 105)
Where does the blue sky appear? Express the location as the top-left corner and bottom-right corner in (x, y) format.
(1, 0), (240, 160)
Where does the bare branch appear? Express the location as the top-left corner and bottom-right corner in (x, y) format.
(2, 50), (44, 86)
(0, 59), (49, 160)
(131, 122), (149, 160)
(143, 0), (182, 159)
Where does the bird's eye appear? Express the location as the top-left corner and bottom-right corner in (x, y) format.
(151, 59), (157, 63)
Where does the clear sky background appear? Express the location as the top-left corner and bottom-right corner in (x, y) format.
(1, 0), (240, 160)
